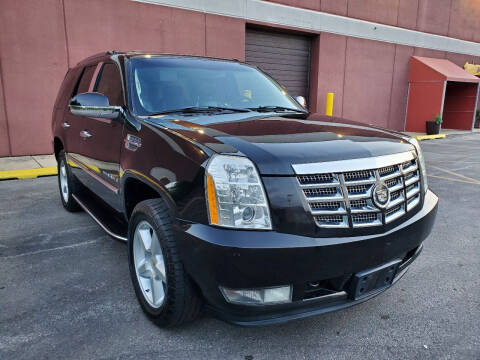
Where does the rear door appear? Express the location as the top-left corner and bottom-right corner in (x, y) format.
(53, 66), (82, 152)
(77, 62), (126, 211)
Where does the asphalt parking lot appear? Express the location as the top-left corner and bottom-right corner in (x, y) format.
(1, 134), (479, 360)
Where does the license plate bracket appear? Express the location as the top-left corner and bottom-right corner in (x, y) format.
(349, 259), (402, 300)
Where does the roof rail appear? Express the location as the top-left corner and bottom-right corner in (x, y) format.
(75, 52), (107, 66)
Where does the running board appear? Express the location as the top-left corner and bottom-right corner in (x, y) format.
(72, 192), (128, 242)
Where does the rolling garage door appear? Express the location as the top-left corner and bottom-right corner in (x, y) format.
(245, 29), (311, 100)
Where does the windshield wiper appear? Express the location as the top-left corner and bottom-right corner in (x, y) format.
(148, 106), (251, 116)
(247, 105), (307, 113)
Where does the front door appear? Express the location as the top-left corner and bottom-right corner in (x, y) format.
(75, 62), (126, 212)
(63, 64), (97, 182)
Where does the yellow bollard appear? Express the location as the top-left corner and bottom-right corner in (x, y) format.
(325, 92), (334, 116)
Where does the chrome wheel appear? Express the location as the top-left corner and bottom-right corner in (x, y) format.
(133, 220), (167, 308)
(59, 160), (69, 203)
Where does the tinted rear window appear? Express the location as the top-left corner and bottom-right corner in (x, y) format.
(74, 65), (97, 96)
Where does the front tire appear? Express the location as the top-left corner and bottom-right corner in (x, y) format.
(57, 150), (81, 212)
(128, 199), (203, 327)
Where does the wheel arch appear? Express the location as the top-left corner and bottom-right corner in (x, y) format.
(122, 171), (176, 221)
(53, 137), (64, 160)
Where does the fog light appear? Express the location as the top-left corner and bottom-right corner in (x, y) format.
(220, 285), (292, 305)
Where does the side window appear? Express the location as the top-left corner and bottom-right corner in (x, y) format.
(72, 65), (97, 97)
(95, 63), (124, 106)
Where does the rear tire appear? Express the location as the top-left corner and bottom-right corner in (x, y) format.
(57, 150), (81, 212)
(128, 199), (203, 327)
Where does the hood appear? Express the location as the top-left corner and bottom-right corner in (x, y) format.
(146, 113), (414, 175)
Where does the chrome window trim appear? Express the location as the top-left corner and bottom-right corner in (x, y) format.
(292, 151), (416, 175)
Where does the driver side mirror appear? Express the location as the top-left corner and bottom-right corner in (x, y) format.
(294, 96), (307, 108)
(69, 92), (121, 119)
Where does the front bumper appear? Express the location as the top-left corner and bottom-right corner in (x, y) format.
(175, 190), (438, 325)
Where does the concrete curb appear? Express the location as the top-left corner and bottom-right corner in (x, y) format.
(0, 154), (57, 180)
(0, 167), (58, 180)
(414, 134), (447, 141)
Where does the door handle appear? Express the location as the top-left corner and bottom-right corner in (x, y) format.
(62, 122), (71, 128)
(80, 130), (92, 139)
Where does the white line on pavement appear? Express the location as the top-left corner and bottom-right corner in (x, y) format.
(0, 237), (107, 260)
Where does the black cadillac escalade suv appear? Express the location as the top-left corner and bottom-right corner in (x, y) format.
(52, 51), (438, 327)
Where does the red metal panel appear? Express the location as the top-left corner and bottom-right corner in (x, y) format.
(417, 0), (452, 36)
(266, 0), (321, 11)
(410, 56), (480, 83)
(308, 36), (321, 114)
(321, 0), (348, 16)
(408, 57), (445, 82)
(413, 48), (445, 61)
(163, 8), (206, 56)
(347, 0), (399, 26)
(0, 0), (68, 156)
(343, 38), (395, 128)
(397, 0), (419, 30)
(407, 56), (479, 131)
(405, 82), (444, 132)
(64, 0), (206, 67)
(444, 111), (475, 130)
(445, 52), (473, 67)
(206, 14), (246, 61)
(64, 0), (161, 67)
(443, 82), (477, 130)
(0, 69), (11, 156)
(448, 0), (480, 42)
(312, 33), (347, 116)
(388, 45), (415, 131)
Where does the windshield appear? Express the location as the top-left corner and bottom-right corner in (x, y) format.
(129, 56), (304, 116)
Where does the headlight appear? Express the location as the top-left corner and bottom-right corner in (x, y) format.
(408, 138), (428, 193)
(205, 154), (272, 229)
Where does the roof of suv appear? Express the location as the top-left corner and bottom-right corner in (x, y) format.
(76, 50), (242, 66)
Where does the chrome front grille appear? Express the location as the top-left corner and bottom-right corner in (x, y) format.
(303, 187), (339, 197)
(294, 151), (422, 229)
(378, 165), (397, 177)
(350, 199), (367, 209)
(298, 173), (334, 184)
(310, 201), (343, 210)
(344, 170), (373, 181)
